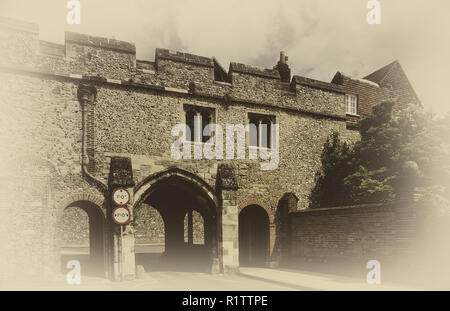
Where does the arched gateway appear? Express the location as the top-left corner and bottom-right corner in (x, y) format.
(59, 165), (270, 279)
(133, 168), (219, 272)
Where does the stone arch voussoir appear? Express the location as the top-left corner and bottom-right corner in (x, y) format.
(57, 192), (106, 218)
(133, 167), (218, 210)
(238, 199), (275, 224)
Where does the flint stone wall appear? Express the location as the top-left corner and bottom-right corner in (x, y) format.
(0, 18), (359, 278)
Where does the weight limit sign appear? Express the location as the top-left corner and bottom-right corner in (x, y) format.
(112, 188), (130, 206)
(112, 206), (131, 225)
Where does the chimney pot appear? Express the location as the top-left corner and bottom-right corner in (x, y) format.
(280, 51), (286, 64)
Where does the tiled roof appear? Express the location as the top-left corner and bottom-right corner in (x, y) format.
(363, 60), (398, 84)
(331, 72), (380, 88)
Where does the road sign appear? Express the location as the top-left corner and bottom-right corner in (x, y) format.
(112, 188), (130, 206)
(112, 206), (131, 225)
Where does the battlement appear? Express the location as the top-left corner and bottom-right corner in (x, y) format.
(0, 16), (38, 34)
(229, 62), (280, 79)
(156, 48), (213, 68)
(292, 76), (344, 94)
(65, 31), (136, 54)
(0, 17), (349, 119)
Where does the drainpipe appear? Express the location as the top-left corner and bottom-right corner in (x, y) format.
(77, 84), (108, 193)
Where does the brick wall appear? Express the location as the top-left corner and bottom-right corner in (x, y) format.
(287, 202), (418, 264)
(332, 65), (420, 129)
(380, 62), (420, 108)
(332, 73), (394, 128)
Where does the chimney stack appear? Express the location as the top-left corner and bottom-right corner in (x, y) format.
(274, 51), (291, 82)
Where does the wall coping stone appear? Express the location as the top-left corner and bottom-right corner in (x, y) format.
(293, 75), (345, 94)
(156, 48), (214, 68)
(291, 200), (415, 216)
(230, 62), (280, 79)
(65, 31), (136, 54)
(0, 16), (38, 34)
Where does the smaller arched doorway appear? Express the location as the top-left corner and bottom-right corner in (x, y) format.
(239, 205), (270, 267)
(60, 200), (105, 277)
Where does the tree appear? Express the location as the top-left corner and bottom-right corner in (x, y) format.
(309, 132), (352, 208)
(415, 111), (450, 212)
(310, 101), (446, 208)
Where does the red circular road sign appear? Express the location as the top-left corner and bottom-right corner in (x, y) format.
(112, 188), (130, 206)
(112, 206), (131, 225)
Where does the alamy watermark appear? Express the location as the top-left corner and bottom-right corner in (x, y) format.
(67, 0), (81, 25)
(366, 260), (381, 285)
(367, 0), (381, 25)
(66, 260), (81, 285)
(171, 120), (279, 171)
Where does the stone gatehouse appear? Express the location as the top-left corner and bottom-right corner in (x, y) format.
(0, 16), (419, 281)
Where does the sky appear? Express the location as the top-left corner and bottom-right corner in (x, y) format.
(1, 0), (449, 114)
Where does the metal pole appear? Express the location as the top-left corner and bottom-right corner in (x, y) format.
(120, 224), (124, 281)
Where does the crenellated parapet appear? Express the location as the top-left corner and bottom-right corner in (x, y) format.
(0, 16), (346, 120)
(0, 16), (39, 67)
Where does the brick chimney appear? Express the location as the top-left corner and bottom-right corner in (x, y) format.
(274, 51), (291, 83)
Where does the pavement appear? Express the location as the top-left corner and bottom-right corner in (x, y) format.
(238, 267), (419, 291)
(1, 267), (421, 291)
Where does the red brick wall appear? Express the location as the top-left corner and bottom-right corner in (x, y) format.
(342, 76), (394, 116)
(288, 202), (418, 263)
(380, 63), (420, 108)
(332, 66), (420, 128)
(333, 74), (394, 128)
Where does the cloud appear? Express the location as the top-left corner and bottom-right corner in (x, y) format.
(0, 0), (449, 114)
(251, 6), (319, 68)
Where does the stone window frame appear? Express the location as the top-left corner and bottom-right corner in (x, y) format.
(247, 112), (276, 150)
(183, 103), (217, 144)
(345, 94), (359, 116)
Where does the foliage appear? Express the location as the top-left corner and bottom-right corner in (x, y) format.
(309, 132), (352, 208)
(310, 101), (448, 208)
(344, 166), (395, 203)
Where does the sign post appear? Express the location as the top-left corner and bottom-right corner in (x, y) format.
(107, 157), (136, 281)
(120, 224), (124, 281)
(112, 187), (131, 281)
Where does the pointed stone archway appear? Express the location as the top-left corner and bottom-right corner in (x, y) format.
(134, 168), (219, 273)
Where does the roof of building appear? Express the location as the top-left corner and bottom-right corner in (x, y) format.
(363, 60), (398, 84)
(331, 71), (380, 88)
